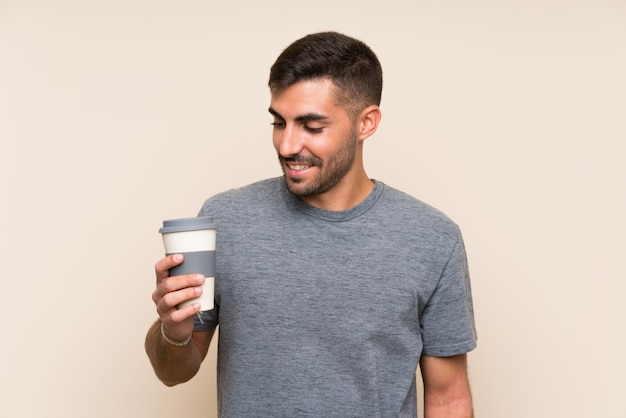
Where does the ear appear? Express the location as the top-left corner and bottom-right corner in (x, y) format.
(356, 105), (382, 142)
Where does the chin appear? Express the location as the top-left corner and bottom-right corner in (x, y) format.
(283, 176), (314, 197)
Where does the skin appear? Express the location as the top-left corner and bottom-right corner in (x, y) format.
(145, 254), (213, 386)
(145, 79), (473, 416)
(421, 354), (474, 417)
(269, 78), (379, 211)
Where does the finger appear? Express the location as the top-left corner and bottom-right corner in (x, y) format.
(152, 274), (204, 310)
(157, 284), (203, 315)
(159, 274), (205, 295)
(163, 302), (201, 325)
(155, 254), (184, 280)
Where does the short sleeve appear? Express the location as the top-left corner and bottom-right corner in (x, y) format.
(193, 305), (219, 331)
(420, 235), (477, 357)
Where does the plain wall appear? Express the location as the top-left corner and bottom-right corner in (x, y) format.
(1, 1), (624, 417)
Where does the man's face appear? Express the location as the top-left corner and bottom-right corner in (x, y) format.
(269, 79), (358, 200)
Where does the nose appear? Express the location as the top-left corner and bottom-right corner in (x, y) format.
(276, 124), (304, 157)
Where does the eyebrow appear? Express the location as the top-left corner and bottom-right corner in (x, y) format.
(268, 107), (328, 122)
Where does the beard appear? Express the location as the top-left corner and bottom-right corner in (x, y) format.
(279, 128), (358, 197)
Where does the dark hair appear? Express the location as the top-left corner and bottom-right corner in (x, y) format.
(269, 31), (383, 119)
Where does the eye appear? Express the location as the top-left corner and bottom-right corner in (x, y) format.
(270, 121), (285, 129)
(304, 125), (324, 134)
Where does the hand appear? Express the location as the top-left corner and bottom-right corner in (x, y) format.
(152, 254), (205, 342)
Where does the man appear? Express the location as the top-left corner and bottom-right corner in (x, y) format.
(146, 31), (477, 417)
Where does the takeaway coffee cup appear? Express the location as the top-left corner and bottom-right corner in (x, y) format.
(159, 216), (216, 311)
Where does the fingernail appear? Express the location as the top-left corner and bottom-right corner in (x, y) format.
(196, 275), (205, 283)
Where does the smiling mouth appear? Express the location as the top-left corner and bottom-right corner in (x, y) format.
(287, 163), (311, 171)
(280, 154), (321, 172)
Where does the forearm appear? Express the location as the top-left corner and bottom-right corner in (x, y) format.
(424, 389), (473, 418)
(421, 354), (474, 418)
(145, 320), (212, 386)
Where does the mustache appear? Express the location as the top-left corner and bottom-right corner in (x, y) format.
(279, 154), (323, 166)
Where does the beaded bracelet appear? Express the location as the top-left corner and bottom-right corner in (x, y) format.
(160, 322), (192, 347)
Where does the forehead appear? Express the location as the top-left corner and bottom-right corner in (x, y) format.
(269, 79), (347, 119)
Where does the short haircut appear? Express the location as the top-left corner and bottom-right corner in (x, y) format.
(269, 32), (383, 119)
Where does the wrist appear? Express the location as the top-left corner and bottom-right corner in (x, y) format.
(160, 322), (192, 347)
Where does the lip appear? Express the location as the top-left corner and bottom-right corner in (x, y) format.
(284, 161), (315, 178)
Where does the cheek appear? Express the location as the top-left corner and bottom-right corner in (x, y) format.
(271, 131), (280, 151)
(315, 132), (344, 155)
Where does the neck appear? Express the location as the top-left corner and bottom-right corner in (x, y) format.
(300, 172), (374, 211)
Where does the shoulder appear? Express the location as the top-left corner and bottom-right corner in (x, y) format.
(201, 177), (281, 207)
(197, 177), (287, 220)
(376, 181), (461, 240)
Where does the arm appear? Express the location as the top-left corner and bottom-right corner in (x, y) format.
(420, 354), (474, 418)
(145, 254), (215, 386)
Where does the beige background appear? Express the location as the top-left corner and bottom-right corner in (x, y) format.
(1, 0), (625, 417)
